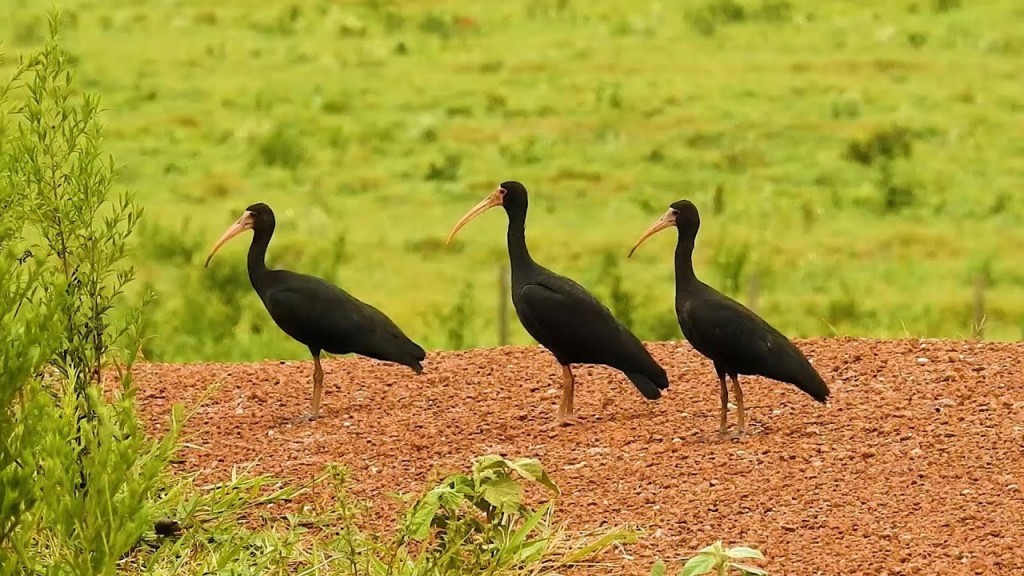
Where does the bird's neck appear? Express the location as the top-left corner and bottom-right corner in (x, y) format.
(506, 212), (534, 271)
(674, 234), (699, 289)
(247, 228), (272, 287)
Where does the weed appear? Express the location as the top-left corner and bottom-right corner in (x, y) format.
(844, 124), (920, 214)
(711, 184), (725, 215)
(419, 11), (458, 40)
(651, 541), (767, 575)
(758, 0), (792, 22)
(685, 0), (746, 36)
(438, 280), (477, 349)
(825, 283), (861, 330)
(501, 135), (547, 165)
(254, 121), (306, 171)
(424, 151), (463, 182)
(711, 237), (751, 296)
(138, 218), (203, 265)
(844, 124), (915, 166)
(595, 250), (636, 331)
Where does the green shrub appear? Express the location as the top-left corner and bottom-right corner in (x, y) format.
(0, 12), (179, 573)
(254, 121), (307, 170)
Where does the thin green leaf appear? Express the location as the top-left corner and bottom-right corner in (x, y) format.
(560, 527), (637, 564)
(405, 491), (441, 541)
(512, 538), (549, 565)
(650, 559), (667, 576)
(506, 502), (551, 552)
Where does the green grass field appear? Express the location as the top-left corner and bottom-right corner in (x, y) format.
(3, 0), (1022, 361)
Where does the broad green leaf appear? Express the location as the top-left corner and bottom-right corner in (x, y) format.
(650, 559), (667, 576)
(406, 492), (441, 540)
(480, 475), (523, 511)
(439, 487), (465, 509)
(473, 454), (507, 473)
(731, 562), (768, 575)
(679, 553), (717, 576)
(725, 546), (764, 560)
(508, 458), (560, 495)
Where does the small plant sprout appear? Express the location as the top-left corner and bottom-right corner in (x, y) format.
(651, 541), (767, 576)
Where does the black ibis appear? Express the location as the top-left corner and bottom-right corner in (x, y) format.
(205, 203), (425, 420)
(628, 200), (829, 439)
(447, 181), (668, 425)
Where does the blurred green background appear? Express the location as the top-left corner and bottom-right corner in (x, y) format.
(3, 0), (1022, 361)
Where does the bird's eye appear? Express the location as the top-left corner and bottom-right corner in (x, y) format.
(498, 188), (507, 196)
(671, 209), (679, 216)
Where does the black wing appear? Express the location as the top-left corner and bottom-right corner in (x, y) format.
(679, 295), (828, 401)
(262, 271), (425, 371)
(515, 273), (667, 396)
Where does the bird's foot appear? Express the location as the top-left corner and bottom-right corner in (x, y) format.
(718, 427), (746, 442)
(728, 430), (747, 442)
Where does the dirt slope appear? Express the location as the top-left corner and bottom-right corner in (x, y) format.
(136, 338), (1024, 575)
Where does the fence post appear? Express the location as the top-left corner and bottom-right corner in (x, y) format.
(972, 273), (986, 340)
(498, 265), (509, 346)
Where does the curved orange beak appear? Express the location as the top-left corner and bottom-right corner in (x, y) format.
(204, 211), (256, 268)
(446, 187), (505, 245)
(628, 209), (677, 258)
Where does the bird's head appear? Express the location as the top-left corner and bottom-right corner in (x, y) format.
(446, 180), (528, 245)
(627, 199), (700, 257)
(204, 203), (276, 268)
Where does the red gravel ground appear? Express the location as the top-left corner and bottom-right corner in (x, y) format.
(136, 338), (1024, 575)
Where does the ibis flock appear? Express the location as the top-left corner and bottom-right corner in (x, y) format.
(206, 182), (830, 439)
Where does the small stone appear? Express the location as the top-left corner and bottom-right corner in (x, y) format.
(916, 357), (929, 365)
